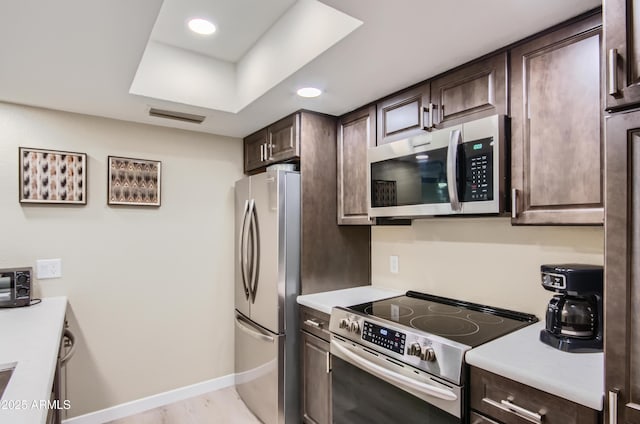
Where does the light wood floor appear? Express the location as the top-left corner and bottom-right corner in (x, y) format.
(105, 387), (261, 424)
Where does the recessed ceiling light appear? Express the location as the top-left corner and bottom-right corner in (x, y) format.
(297, 87), (322, 98)
(188, 18), (216, 35)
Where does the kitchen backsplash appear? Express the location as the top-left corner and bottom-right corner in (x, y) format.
(371, 218), (604, 317)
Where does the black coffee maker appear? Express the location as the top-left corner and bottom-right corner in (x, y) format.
(539, 264), (603, 353)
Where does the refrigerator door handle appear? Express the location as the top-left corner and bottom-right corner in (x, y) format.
(239, 200), (251, 300)
(235, 313), (274, 343)
(248, 199), (260, 304)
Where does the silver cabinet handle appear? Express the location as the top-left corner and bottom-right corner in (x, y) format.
(609, 390), (619, 424)
(608, 48), (619, 96)
(447, 129), (462, 212)
(326, 351), (331, 374)
(428, 102), (435, 129)
(511, 188), (518, 219)
(482, 397), (543, 424)
(268, 143), (273, 160)
(60, 328), (76, 365)
(304, 319), (323, 328)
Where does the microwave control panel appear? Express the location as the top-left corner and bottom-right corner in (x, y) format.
(463, 137), (494, 202)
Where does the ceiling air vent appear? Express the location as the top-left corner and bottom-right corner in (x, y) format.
(148, 108), (205, 124)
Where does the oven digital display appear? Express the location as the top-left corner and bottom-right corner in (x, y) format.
(362, 321), (406, 354)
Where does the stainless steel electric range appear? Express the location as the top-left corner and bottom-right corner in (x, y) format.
(329, 291), (538, 424)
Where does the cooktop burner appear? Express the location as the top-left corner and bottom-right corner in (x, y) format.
(348, 291), (537, 347)
(409, 315), (480, 337)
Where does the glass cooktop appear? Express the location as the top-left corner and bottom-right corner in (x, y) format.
(348, 291), (538, 347)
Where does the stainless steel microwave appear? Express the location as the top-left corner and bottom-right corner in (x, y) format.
(0, 267), (32, 308)
(368, 114), (508, 218)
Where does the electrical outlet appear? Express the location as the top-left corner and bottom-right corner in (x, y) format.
(390, 255), (399, 274)
(36, 259), (62, 279)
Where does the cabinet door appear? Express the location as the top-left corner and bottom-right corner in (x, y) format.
(469, 412), (501, 424)
(268, 113), (300, 162)
(605, 109), (640, 424)
(511, 13), (604, 225)
(337, 105), (375, 225)
(376, 82), (430, 145)
(244, 129), (269, 173)
(430, 52), (507, 130)
(605, 0), (640, 111)
(301, 331), (331, 424)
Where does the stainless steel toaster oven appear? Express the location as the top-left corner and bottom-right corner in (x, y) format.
(0, 267), (32, 308)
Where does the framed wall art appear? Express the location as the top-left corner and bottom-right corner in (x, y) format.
(108, 156), (161, 206)
(19, 147), (87, 204)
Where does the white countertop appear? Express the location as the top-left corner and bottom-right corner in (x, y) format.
(297, 286), (403, 314)
(0, 297), (68, 424)
(465, 321), (604, 411)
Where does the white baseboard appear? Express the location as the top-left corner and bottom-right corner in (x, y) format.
(62, 374), (235, 424)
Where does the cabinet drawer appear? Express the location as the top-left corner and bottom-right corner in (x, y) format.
(300, 306), (331, 342)
(470, 367), (600, 424)
(470, 411), (501, 424)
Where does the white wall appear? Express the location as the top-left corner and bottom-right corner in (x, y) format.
(0, 102), (243, 416)
(371, 218), (604, 317)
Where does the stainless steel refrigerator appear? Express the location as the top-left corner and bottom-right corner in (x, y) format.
(234, 170), (300, 424)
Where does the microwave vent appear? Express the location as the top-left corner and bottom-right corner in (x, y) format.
(148, 108), (205, 124)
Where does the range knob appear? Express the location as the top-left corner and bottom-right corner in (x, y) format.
(348, 320), (360, 334)
(420, 346), (436, 362)
(408, 342), (422, 357)
(339, 318), (349, 329)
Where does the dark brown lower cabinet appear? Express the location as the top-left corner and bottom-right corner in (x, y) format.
(300, 307), (331, 424)
(604, 109), (640, 424)
(470, 411), (501, 424)
(470, 367), (600, 424)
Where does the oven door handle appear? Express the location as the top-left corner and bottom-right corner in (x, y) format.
(331, 340), (457, 401)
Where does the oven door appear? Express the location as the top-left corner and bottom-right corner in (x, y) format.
(330, 336), (462, 424)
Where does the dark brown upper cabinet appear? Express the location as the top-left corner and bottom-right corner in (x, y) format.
(430, 52), (508, 130)
(243, 113), (300, 173)
(337, 105), (375, 225)
(244, 128), (269, 173)
(376, 82), (431, 145)
(604, 0), (640, 111)
(604, 108), (640, 424)
(510, 12), (604, 225)
(269, 113), (300, 163)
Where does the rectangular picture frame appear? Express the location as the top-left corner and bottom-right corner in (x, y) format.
(19, 147), (87, 204)
(107, 156), (161, 206)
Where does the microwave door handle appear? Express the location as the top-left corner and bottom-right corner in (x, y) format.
(239, 200), (251, 300)
(248, 200), (260, 303)
(331, 340), (457, 401)
(447, 129), (462, 212)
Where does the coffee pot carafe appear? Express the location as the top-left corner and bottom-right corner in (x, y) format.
(539, 264), (603, 353)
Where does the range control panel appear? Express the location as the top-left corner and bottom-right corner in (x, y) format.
(362, 321), (406, 354)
